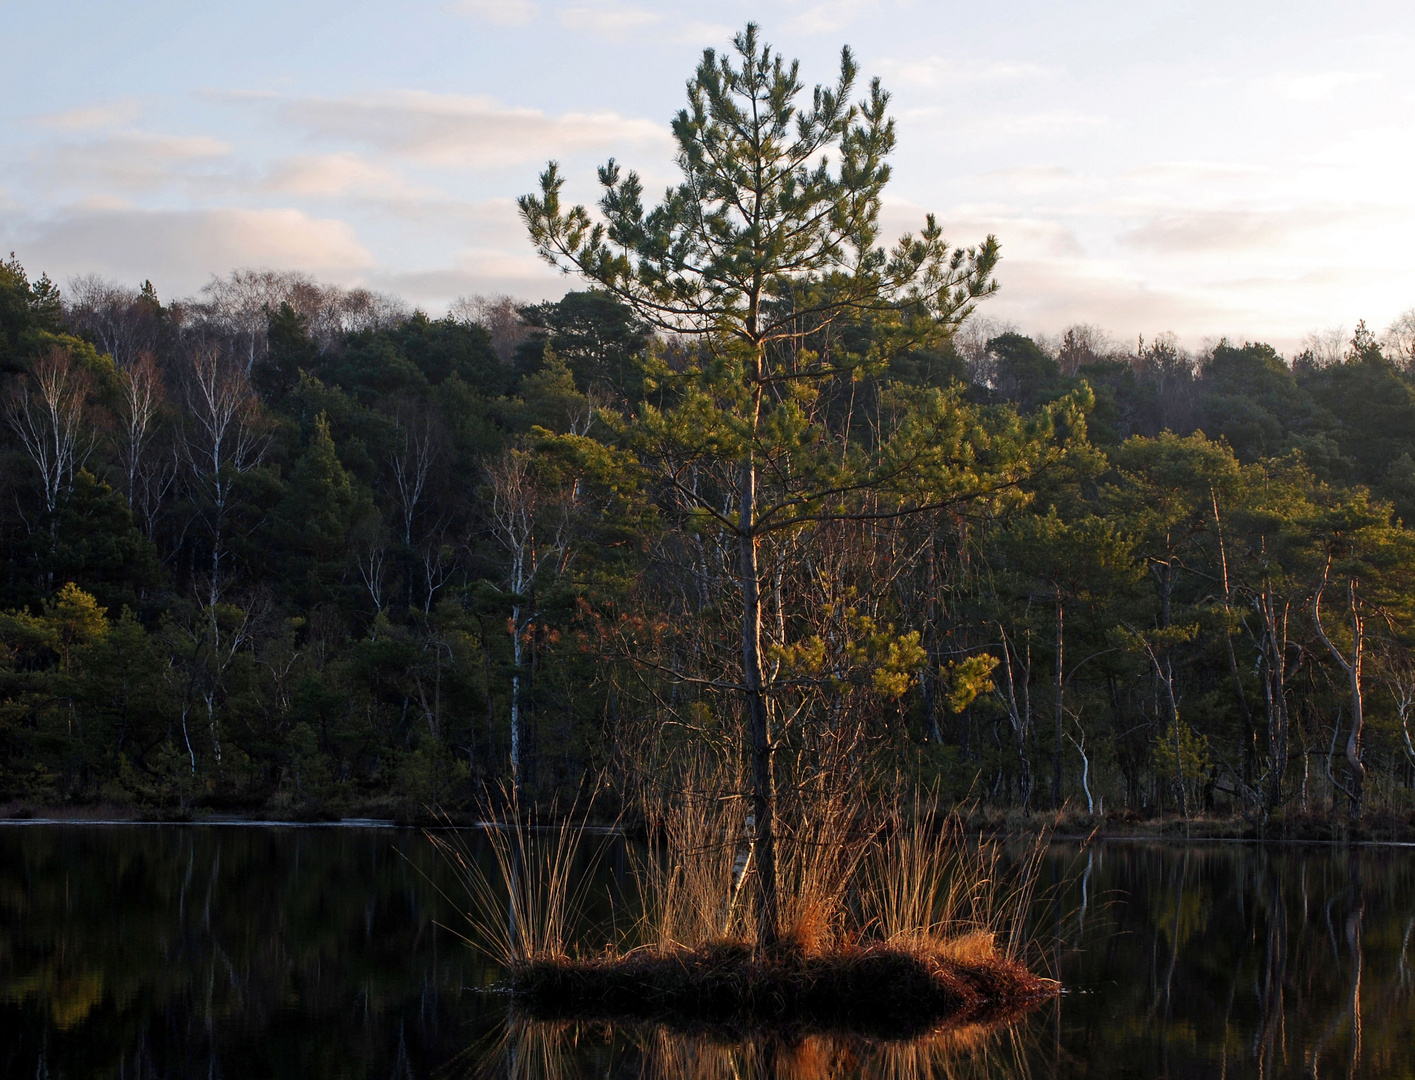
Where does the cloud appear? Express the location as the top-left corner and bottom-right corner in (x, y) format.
(264, 153), (441, 202)
(1117, 205), (1389, 254)
(374, 246), (563, 310)
(782, 0), (876, 34)
(448, 0), (537, 26)
(554, 2), (728, 43)
(1119, 161), (1271, 187)
(8, 206), (374, 293)
(980, 165), (1078, 195)
(877, 56), (1052, 89)
(278, 90), (669, 168)
(29, 99), (143, 131)
(29, 132), (232, 194)
(981, 111), (1109, 139)
(559, 1), (660, 38)
(907, 109), (1109, 142)
(1119, 209), (1292, 253)
(1282, 71), (1382, 103)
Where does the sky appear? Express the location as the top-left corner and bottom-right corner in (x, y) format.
(2, 0), (1413, 354)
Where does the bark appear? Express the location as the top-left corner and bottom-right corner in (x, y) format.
(1257, 584), (1291, 816)
(1312, 564), (1366, 820)
(739, 448), (779, 949)
(998, 626), (1033, 813)
(922, 533), (942, 743)
(1052, 594), (1063, 811)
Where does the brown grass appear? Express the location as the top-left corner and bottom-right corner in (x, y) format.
(433, 772), (1057, 1039)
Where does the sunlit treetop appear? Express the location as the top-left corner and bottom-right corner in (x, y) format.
(519, 23), (999, 363)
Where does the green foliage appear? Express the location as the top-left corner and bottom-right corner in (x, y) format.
(4, 30), (1415, 829)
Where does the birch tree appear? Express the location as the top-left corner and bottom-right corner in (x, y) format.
(4, 348), (93, 527)
(486, 449), (575, 788)
(180, 346), (268, 606)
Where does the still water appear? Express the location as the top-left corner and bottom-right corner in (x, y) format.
(1, 825), (1412, 1079)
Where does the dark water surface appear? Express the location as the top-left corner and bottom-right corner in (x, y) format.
(2, 825), (1412, 1079)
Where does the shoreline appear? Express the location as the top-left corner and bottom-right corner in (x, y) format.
(5, 804), (1415, 846)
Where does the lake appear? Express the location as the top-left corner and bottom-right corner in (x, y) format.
(1, 824), (1411, 1079)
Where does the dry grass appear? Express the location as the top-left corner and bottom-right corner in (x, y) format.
(630, 767), (754, 949)
(436, 771), (1057, 1037)
(425, 788), (611, 966)
(859, 794), (1047, 964)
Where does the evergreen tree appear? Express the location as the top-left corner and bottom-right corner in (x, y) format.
(274, 413), (374, 608)
(521, 22), (1072, 945)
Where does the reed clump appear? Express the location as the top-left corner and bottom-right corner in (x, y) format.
(433, 774), (1056, 1036)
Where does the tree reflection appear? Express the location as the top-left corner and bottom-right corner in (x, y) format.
(1051, 843), (1412, 1080)
(3, 830), (1415, 1079)
(0, 825), (492, 1078)
(481, 1013), (1035, 1080)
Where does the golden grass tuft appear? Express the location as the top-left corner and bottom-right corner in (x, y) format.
(436, 771), (1057, 1039)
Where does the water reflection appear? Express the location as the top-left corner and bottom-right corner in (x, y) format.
(1, 828), (1413, 1078)
(1048, 844), (1415, 1080)
(0, 824), (495, 1078)
(478, 1016), (1034, 1080)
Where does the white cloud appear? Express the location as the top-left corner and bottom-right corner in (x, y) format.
(1119, 161), (1271, 187)
(265, 153), (441, 202)
(980, 165), (1079, 195)
(559, 0), (661, 38)
(31, 132), (232, 193)
(1117, 203), (1397, 255)
(877, 56), (1052, 89)
(374, 246), (563, 310)
(448, 0), (538, 26)
(1117, 208), (1292, 253)
(278, 90), (669, 168)
(30, 99), (143, 131)
(550, 1), (727, 43)
(1282, 71), (1382, 102)
(8, 206), (374, 293)
(906, 109), (1110, 142)
(782, 0), (876, 35)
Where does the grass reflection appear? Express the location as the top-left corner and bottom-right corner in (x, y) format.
(477, 1011), (1034, 1080)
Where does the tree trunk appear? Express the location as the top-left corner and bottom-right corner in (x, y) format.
(1000, 626), (1033, 814)
(1344, 636), (1365, 820)
(922, 533), (942, 743)
(1313, 568), (1365, 821)
(510, 603), (524, 791)
(1052, 594), (1063, 811)
(739, 453), (778, 949)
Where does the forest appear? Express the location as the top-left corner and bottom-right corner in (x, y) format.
(3, 245), (1415, 831)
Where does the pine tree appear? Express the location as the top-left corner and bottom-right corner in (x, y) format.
(521, 23), (1074, 946)
(275, 413), (373, 607)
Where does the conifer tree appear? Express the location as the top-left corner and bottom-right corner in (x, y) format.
(521, 23), (1076, 946)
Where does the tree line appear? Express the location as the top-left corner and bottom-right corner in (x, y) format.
(5, 25), (1415, 831)
(3, 250), (1413, 826)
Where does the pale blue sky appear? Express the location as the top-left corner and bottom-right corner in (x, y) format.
(3, 0), (1412, 352)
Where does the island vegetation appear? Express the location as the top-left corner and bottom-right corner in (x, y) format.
(3, 23), (1415, 865)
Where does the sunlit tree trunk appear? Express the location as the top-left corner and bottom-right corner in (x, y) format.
(739, 439), (779, 948)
